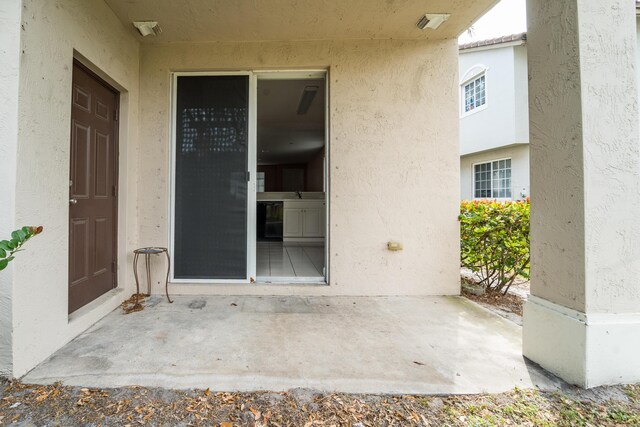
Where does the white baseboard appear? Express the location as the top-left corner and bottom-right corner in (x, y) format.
(523, 295), (640, 388)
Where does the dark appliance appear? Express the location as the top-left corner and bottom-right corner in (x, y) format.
(257, 201), (283, 241)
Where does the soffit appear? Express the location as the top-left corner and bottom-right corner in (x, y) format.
(103, 0), (498, 43)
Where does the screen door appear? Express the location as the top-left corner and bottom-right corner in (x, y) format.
(174, 75), (249, 280)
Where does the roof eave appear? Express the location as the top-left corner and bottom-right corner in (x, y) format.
(459, 32), (527, 52)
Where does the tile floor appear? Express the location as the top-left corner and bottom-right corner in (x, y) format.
(256, 241), (324, 279)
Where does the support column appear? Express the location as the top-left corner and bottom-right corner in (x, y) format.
(523, 0), (640, 388)
(0, 0), (22, 377)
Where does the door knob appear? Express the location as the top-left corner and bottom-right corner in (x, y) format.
(69, 198), (78, 205)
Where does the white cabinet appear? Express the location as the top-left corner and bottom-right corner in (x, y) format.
(283, 200), (325, 240)
(283, 208), (303, 237)
(302, 207), (323, 237)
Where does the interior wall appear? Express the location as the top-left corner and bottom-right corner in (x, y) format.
(257, 164), (307, 192)
(257, 165), (280, 192)
(139, 38), (460, 296)
(11, 0), (140, 377)
(306, 148), (325, 192)
(257, 155), (324, 192)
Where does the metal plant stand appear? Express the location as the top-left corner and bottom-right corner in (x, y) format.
(133, 247), (173, 303)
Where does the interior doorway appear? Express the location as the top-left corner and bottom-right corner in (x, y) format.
(255, 73), (327, 283)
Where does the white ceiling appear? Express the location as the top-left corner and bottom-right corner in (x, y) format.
(103, 0), (498, 43)
(257, 79), (325, 165)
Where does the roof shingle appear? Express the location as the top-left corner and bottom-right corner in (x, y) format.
(459, 32), (527, 51)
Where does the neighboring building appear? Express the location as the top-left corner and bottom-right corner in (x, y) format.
(459, 33), (529, 201)
(460, 6), (640, 202)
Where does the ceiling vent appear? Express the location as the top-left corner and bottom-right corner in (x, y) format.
(416, 14), (450, 30)
(297, 86), (319, 115)
(133, 21), (162, 37)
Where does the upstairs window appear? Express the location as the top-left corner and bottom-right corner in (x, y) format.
(474, 159), (511, 199)
(463, 74), (486, 114)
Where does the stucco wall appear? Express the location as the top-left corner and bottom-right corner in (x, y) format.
(10, 0), (140, 377)
(513, 45), (530, 144)
(0, 0), (22, 376)
(459, 46), (517, 155)
(527, 0), (640, 314)
(637, 16), (640, 123)
(460, 144), (529, 201)
(524, 0), (640, 388)
(139, 39), (460, 297)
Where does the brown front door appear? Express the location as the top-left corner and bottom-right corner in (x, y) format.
(68, 61), (119, 314)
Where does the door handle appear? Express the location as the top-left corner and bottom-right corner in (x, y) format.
(69, 198), (78, 205)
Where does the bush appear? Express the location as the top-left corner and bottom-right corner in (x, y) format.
(0, 226), (43, 271)
(459, 200), (530, 294)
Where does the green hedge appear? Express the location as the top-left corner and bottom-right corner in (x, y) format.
(459, 200), (530, 294)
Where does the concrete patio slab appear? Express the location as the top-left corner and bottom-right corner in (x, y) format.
(22, 296), (561, 394)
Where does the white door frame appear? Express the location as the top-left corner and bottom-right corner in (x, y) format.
(169, 71), (257, 284)
(253, 69), (329, 284)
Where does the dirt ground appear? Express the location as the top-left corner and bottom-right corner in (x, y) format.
(460, 269), (529, 321)
(462, 289), (524, 316)
(0, 379), (639, 426)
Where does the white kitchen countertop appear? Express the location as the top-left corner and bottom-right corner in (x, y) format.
(257, 192), (325, 201)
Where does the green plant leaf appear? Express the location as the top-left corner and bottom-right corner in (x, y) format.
(11, 230), (27, 242)
(460, 199), (530, 292)
(0, 227), (42, 271)
(0, 240), (14, 251)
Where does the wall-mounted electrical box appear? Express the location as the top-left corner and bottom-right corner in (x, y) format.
(387, 241), (403, 251)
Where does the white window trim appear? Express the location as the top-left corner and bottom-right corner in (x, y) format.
(460, 65), (489, 118)
(472, 157), (513, 201)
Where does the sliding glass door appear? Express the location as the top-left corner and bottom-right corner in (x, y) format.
(173, 74), (252, 280)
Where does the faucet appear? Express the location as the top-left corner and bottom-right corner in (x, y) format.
(295, 191), (302, 199)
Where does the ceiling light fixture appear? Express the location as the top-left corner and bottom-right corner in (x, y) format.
(416, 13), (450, 30)
(132, 21), (162, 37)
(297, 86), (319, 115)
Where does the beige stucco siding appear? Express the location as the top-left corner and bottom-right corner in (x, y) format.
(139, 39), (460, 297)
(10, 0), (140, 377)
(527, 0), (640, 315)
(460, 144), (530, 201)
(0, 0), (23, 376)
